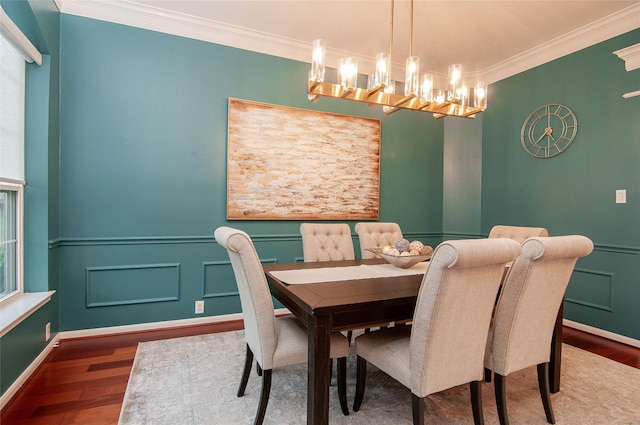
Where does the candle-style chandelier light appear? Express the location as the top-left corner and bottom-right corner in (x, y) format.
(307, 0), (487, 118)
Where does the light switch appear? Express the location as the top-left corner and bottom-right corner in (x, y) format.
(616, 189), (627, 204)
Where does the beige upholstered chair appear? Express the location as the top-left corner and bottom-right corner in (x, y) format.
(300, 223), (360, 342)
(300, 223), (355, 262)
(214, 226), (350, 425)
(355, 222), (404, 259)
(485, 235), (593, 425)
(488, 225), (549, 242)
(353, 238), (522, 425)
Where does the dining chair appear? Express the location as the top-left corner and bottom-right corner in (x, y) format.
(484, 235), (593, 425)
(300, 223), (355, 262)
(300, 223), (359, 342)
(355, 222), (404, 259)
(214, 226), (350, 425)
(352, 238), (522, 425)
(488, 224), (549, 242)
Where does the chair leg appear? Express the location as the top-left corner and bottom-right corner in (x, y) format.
(336, 357), (349, 415)
(494, 373), (509, 425)
(353, 355), (367, 412)
(484, 367), (492, 382)
(238, 344), (253, 397)
(254, 369), (272, 425)
(256, 362), (262, 376)
(347, 330), (353, 345)
(470, 381), (485, 425)
(411, 393), (425, 425)
(537, 362), (556, 424)
(329, 358), (333, 384)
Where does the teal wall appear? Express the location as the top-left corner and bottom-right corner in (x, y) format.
(481, 29), (640, 339)
(56, 15), (444, 331)
(443, 116), (483, 237)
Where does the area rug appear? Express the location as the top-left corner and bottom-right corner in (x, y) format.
(119, 330), (640, 424)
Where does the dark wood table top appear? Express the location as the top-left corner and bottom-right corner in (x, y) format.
(264, 258), (425, 330)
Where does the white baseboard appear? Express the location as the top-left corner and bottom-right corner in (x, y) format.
(563, 319), (640, 348)
(59, 312), (239, 339)
(0, 334), (61, 410)
(58, 309), (290, 340)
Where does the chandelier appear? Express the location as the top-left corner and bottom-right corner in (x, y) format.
(307, 0), (487, 119)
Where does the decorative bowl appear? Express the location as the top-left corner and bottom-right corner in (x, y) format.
(366, 248), (431, 269)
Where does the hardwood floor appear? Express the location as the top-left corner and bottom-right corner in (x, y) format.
(1, 322), (638, 425)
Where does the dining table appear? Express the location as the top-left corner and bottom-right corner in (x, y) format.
(263, 258), (563, 425)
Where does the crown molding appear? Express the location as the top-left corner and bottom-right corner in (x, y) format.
(613, 42), (640, 71)
(58, 0), (312, 61)
(482, 3), (640, 83)
(59, 0), (640, 84)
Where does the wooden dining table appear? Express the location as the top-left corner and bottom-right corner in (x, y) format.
(263, 258), (563, 425)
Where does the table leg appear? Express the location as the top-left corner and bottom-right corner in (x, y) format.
(549, 303), (563, 393)
(308, 315), (331, 425)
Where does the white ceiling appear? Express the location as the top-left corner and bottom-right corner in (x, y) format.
(58, 0), (640, 84)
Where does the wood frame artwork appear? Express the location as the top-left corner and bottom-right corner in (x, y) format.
(227, 98), (380, 220)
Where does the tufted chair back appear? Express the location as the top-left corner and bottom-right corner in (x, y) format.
(300, 223), (355, 262)
(488, 225), (549, 243)
(355, 222), (404, 259)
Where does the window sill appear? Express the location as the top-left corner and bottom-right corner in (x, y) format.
(0, 291), (55, 338)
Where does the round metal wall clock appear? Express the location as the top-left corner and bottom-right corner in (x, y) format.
(520, 103), (578, 158)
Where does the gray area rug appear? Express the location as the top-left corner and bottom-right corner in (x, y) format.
(119, 330), (640, 424)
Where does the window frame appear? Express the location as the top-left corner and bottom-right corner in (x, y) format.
(0, 180), (24, 303)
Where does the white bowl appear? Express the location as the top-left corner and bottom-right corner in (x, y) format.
(366, 248), (431, 269)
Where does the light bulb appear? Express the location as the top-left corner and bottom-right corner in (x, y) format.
(475, 81), (487, 109)
(405, 56), (420, 97)
(375, 52), (390, 87)
(447, 64), (462, 100)
(339, 57), (358, 90)
(311, 39), (326, 82)
(420, 74), (434, 103)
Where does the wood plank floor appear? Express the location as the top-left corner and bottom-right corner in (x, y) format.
(1, 322), (638, 425)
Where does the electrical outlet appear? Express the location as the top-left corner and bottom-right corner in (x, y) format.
(616, 189), (627, 204)
(45, 322), (51, 341)
(195, 300), (205, 314)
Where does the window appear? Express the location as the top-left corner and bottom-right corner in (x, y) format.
(0, 29), (26, 302)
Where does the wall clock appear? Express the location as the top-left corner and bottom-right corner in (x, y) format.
(520, 103), (577, 158)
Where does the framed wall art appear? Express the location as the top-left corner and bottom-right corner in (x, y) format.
(227, 98), (380, 220)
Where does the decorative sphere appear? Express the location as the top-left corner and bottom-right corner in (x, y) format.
(388, 248), (400, 256)
(420, 245), (434, 256)
(410, 240), (424, 251)
(381, 244), (394, 254)
(394, 239), (411, 253)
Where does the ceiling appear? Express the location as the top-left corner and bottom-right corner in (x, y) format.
(58, 0), (640, 84)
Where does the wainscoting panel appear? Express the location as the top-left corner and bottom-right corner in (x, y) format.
(202, 258), (278, 299)
(202, 261), (236, 299)
(86, 263), (180, 307)
(565, 268), (614, 312)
